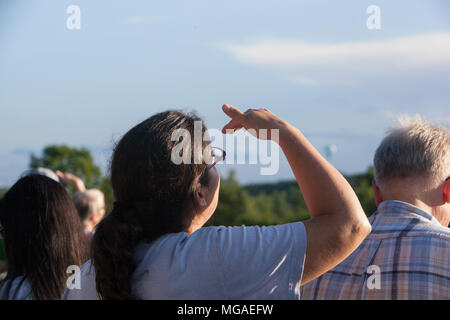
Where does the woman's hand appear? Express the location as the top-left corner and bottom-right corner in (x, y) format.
(221, 104), (286, 141)
(55, 171), (86, 192)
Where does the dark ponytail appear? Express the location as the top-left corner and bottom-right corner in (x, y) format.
(92, 110), (210, 300)
(92, 203), (142, 300)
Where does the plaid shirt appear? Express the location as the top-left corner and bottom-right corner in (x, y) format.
(301, 200), (450, 300)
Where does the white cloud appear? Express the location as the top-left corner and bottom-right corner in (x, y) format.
(221, 33), (450, 85)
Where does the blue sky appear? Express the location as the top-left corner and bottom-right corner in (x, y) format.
(1, 0), (450, 186)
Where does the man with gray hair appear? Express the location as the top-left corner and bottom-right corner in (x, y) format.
(56, 171), (106, 239)
(301, 116), (450, 299)
(72, 189), (105, 238)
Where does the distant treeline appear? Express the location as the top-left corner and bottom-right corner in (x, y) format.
(0, 144), (377, 228)
(209, 167), (376, 227)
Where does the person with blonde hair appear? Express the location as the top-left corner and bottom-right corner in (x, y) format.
(301, 116), (450, 300)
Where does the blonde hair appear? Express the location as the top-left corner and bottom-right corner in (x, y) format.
(374, 115), (450, 188)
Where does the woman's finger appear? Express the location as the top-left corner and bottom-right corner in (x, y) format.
(222, 119), (243, 134)
(222, 104), (244, 121)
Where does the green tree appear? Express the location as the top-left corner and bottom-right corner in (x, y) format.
(211, 171), (248, 226)
(0, 188), (8, 199)
(211, 172), (311, 227)
(242, 193), (275, 225)
(347, 167), (377, 216)
(29, 145), (114, 213)
(30, 145), (102, 188)
(212, 167), (377, 227)
(286, 187), (310, 221)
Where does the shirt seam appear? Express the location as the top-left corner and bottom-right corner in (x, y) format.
(287, 222), (307, 300)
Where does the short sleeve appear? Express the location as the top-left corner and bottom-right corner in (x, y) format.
(213, 222), (307, 300)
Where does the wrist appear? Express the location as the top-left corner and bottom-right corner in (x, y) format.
(275, 119), (297, 147)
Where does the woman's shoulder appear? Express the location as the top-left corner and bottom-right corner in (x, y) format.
(139, 222), (305, 261)
(0, 275), (32, 300)
(195, 222), (306, 240)
(62, 259), (99, 300)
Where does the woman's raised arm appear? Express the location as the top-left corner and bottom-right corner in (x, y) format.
(222, 104), (371, 285)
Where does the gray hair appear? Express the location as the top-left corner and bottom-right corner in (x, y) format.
(374, 116), (450, 188)
(72, 189), (105, 222)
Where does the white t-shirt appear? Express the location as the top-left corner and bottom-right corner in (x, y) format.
(62, 222), (307, 300)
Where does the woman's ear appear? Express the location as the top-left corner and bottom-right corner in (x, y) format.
(372, 180), (383, 206)
(193, 187), (208, 210)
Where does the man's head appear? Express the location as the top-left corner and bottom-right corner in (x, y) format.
(373, 116), (450, 226)
(72, 189), (106, 232)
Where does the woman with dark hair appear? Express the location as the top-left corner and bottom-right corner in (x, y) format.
(63, 105), (371, 300)
(0, 174), (89, 299)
